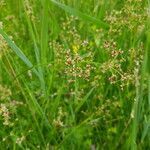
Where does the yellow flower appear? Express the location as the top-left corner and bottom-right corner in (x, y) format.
(72, 45), (79, 53)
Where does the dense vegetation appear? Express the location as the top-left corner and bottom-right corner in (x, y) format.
(0, 0), (149, 149)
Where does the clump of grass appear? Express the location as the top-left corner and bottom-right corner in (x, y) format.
(0, 0), (149, 149)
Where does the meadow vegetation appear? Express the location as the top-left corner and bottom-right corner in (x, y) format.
(0, 0), (150, 149)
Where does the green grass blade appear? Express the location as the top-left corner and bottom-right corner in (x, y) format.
(22, 0), (46, 90)
(0, 29), (39, 78)
(50, 0), (109, 29)
(75, 87), (95, 113)
(41, 0), (49, 65)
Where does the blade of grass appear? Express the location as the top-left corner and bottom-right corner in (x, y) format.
(0, 29), (45, 87)
(75, 87), (95, 113)
(24, 82), (52, 132)
(141, 115), (150, 142)
(130, 4), (150, 149)
(41, 0), (49, 65)
(139, 5), (150, 144)
(22, 0), (46, 91)
(58, 114), (93, 148)
(2, 53), (46, 147)
(0, 29), (37, 75)
(22, 85), (47, 147)
(50, 0), (109, 29)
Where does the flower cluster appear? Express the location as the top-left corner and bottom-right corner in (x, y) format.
(64, 49), (95, 83)
(53, 107), (67, 128)
(16, 135), (26, 145)
(24, 0), (35, 21)
(0, 84), (12, 101)
(105, 0), (147, 35)
(0, 85), (23, 127)
(49, 16), (96, 93)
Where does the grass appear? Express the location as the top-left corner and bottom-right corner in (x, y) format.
(0, 0), (150, 149)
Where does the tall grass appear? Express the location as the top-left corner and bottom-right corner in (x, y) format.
(0, 0), (149, 149)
